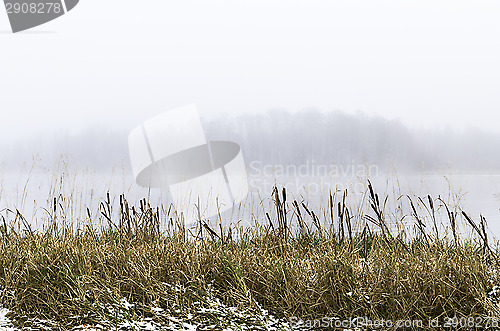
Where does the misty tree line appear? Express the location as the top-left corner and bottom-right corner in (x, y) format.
(204, 110), (417, 171)
(1, 110), (500, 173)
(204, 110), (500, 173)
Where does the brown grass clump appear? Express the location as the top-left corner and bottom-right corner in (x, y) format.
(0, 183), (499, 329)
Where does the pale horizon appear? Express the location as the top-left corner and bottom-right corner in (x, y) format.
(1, 0), (500, 140)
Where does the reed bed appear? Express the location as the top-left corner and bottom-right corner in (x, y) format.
(0, 181), (499, 330)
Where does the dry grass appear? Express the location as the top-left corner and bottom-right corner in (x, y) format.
(0, 182), (499, 329)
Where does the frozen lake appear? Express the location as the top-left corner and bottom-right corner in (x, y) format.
(1, 167), (499, 239)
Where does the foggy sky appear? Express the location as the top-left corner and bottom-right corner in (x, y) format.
(1, 0), (500, 144)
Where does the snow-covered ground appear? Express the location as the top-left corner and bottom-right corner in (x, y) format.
(0, 308), (15, 331)
(0, 283), (313, 331)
